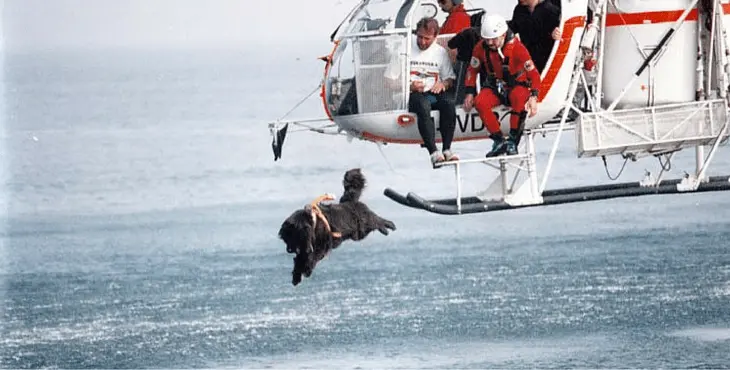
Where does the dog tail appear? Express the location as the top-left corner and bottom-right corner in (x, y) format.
(339, 168), (365, 202)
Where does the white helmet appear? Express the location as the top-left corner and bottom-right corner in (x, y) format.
(481, 14), (508, 39)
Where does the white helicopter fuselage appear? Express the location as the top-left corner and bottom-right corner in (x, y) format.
(267, 0), (730, 213)
(320, 0), (730, 146)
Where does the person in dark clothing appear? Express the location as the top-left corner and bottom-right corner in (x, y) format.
(508, 0), (561, 74)
(447, 23), (518, 64)
(447, 24), (514, 103)
(447, 26), (481, 63)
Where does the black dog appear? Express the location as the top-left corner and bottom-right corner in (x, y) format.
(278, 168), (396, 286)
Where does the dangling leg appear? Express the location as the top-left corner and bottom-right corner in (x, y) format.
(506, 86), (532, 155)
(474, 89), (508, 157)
(410, 92), (438, 154)
(433, 93), (458, 161)
(509, 111), (528, 146)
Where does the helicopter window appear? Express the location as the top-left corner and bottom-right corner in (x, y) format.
(365, 18), (391, 31)
(326, 33), (409, 116)
(421, 3), (439, 19)
(342, 0), (408, 36)
(395, 0), (415, 28)
(417, 0), (444, 25)
(356, 35), (408, 113)
(326, 40), (360, 116)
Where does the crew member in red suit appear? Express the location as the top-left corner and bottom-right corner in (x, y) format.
(438, 0), (471, 35)
(462, 14), (541, 157)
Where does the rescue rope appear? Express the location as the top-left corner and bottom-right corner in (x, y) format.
(271, 83), (341, 135)
(288, 121), (339, 134)
(374, 142), (404, 176)
(278, 84), (322, 121)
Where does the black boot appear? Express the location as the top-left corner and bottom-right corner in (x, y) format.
(486, 133), (508, 158)
(511, 110), (527, 146)
(506, 129), (520, 156)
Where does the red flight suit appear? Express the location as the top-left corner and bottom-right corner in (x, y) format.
(440, 4), (471, 35)
(464, 37), (541, 135)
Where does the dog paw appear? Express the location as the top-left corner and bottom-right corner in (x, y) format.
(377, 220), (396, 235)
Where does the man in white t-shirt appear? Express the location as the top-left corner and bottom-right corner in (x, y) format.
(385, 17), (459, 168)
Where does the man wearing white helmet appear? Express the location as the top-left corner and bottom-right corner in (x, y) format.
(462, 13), (541, 157)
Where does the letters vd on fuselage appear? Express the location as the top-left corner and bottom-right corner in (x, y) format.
(433, 111), (485, 133)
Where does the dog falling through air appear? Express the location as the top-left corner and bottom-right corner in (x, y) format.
(278, 168), (396, 285)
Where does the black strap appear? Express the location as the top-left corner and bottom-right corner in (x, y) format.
(480, 41), (526, 90)
(481, 41), (496, 76)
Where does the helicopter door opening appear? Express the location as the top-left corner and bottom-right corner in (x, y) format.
(424, 0), (567, 107)
(434, 5), (488, 106)
(326, 40), (359, 116)
(323, 0), (576, 137)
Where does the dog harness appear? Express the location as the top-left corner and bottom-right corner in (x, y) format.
(309, 194), (343, 239)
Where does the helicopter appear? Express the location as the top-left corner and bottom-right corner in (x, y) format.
(268, 0), (730, 215)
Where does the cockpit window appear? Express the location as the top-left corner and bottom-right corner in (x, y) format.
(340, 0), (405, 36)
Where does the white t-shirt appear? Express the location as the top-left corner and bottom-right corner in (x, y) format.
(385, 39), (455, 93)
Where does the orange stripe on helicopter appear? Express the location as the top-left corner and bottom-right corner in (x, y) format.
(538, 15), (585, 102)
(319, 40), (340, 122)
(603, 6), (730, 26)
(606, 9), (697, 26)
(545, 5), (730, 101)
(549, 5), (730, 101)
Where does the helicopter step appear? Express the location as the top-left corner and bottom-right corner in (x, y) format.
(434, 153), (532, 169)
(576, 99), (730, 158)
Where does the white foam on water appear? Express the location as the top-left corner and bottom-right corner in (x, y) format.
(235, 335), (608, 369)
(668, 327), (730, 342)
(713, 283), (730, 298)
(1, 308), (338, 347)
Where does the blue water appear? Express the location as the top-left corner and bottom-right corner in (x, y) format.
(2, 49), (730, 369)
